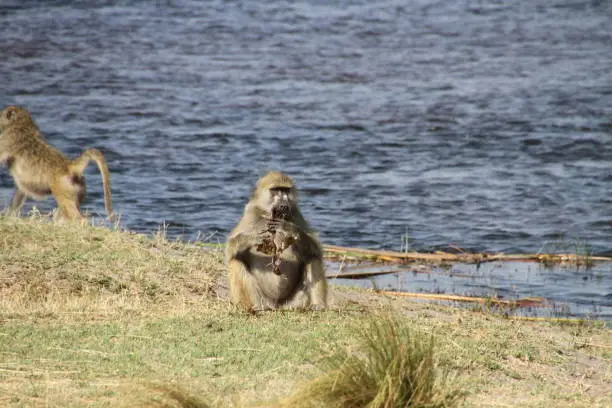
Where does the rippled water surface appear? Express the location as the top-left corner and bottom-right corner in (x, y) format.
(1, 1), (610, 316)
(330, 261), (612, 320)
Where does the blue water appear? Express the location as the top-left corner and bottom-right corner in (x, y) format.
(1, 0), (610, 317)
(330, 261), (612, 320)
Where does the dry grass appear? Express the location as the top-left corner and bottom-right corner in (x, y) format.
(276, 316), (465, 408)
(0, 215), (610, 408)
(0, 215), (224, 322)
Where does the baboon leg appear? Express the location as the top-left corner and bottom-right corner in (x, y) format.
(52, 183), (84, 222)
(55, 199), (83, 221)
(281, 259), (327, 310)
(280, 285), (309, 310)
(228, 259), (276, 311)
(7, 189), (26, 215)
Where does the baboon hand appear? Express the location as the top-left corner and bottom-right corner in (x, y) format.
(256, 219), (299, 254)
(256, 223), (277, 255)
(267, 219), (300, 251)
(273, 227), (299, 252)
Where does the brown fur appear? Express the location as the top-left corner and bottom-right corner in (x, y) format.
(225, 171), (327, 311)
(0, 105), (113, 221)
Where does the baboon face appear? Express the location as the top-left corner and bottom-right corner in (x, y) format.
(0, 105), (29, 129)
(269, 186), (295, 219)
(253, 171), (297, 219)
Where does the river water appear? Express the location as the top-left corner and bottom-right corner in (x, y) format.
(1, 1), (610, 318)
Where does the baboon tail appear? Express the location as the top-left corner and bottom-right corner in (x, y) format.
(71, 148), (113, 219)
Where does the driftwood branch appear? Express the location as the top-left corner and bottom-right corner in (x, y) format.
(323, 244), (611, 265)
(327, 270), (409, 279)
(505, 316), (604, 325)
(376, 290), (547, 308)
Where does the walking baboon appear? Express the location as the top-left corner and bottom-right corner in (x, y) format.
(0, 105), (113, 221)
(225, 171), (327, 311)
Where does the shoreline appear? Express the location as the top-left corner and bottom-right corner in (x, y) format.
(0, 216), (610, 407)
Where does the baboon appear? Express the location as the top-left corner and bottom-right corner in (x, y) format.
(225, 171), (327, 311)
(0, 105), (113, 221)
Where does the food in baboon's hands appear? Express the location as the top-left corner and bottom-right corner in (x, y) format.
(257, 220), (299, 275)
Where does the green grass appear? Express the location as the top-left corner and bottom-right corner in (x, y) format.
(0, 311), (342, 406)
(0, 216), (610, 407)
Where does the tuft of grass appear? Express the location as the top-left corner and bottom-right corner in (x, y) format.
(277, 315), (465, 408)
(400, 227), (412, 253)
(538, 236), (594, 267)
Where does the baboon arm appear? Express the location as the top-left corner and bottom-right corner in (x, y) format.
(304, 258), (328, 309)
(299, 233), (324, 260)
(225, 232), (255, 264)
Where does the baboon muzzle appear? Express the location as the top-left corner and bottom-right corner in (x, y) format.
(272, 204), (290, 220)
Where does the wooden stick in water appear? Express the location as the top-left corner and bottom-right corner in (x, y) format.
(323, 244), (612, 264)
(376, 290), (547, 307)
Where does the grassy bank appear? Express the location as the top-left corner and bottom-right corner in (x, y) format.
(0, 216), (610, 407)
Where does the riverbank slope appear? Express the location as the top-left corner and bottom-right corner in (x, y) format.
(0, 217), (609, 407)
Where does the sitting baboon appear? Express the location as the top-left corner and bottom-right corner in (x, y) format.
(225, 171), (327, 311)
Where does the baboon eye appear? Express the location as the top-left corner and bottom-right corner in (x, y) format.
(270, 187), (291, 195)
